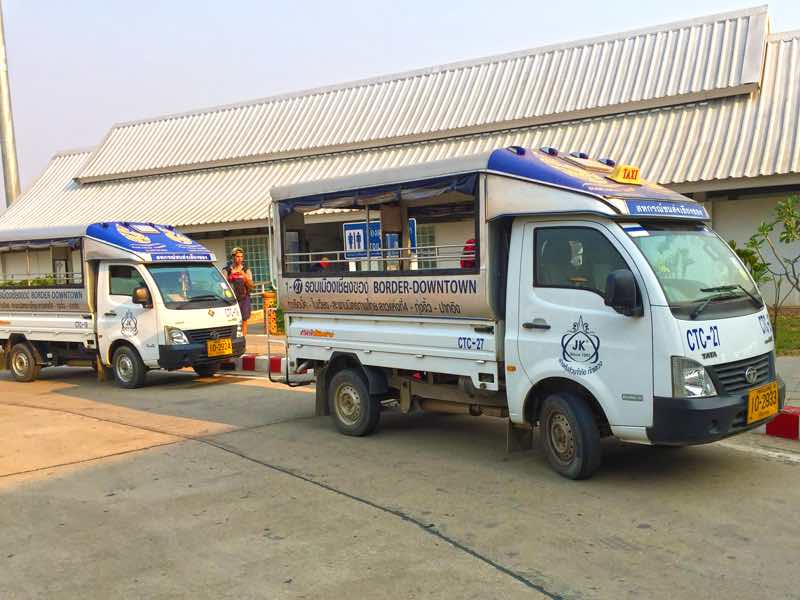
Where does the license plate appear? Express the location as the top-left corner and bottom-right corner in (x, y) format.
(207, 338), (233, 357)
(747, 381), (779, 424)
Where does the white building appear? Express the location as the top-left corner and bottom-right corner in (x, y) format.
(0, 6), (798, 304)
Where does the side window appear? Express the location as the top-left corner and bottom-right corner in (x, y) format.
(109, 265), (146, 297)
(535, 227), (628, 295)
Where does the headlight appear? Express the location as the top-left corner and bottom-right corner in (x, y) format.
(236, 322), (243, 338)
(671, 356), (717, 398)
(165, 326), (189, 345)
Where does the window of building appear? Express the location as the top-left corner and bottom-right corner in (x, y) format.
(534, 227), (628, 295)
(416, 224), (437, 269)
(0, 242), (83, 288)
(109, 265), (146, 297)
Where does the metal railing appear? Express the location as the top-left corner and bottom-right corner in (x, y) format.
(0, 271), (84, 287)
(283, 243), (476, 271)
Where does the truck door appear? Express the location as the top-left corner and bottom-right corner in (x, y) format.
(96, 263), (160, 367)
(515, 221), (653, 428)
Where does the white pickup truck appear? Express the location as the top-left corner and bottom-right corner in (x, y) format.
(0, 222), (245, 388)
(268, 146), (784, 479)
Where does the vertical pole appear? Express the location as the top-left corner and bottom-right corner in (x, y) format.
(0, 0), (20, 208)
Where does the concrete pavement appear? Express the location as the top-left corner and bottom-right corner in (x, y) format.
(1, 367), (799, 599)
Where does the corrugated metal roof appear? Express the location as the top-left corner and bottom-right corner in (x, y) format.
(1, 28), (796, 234)
(76, 6), (768, 183)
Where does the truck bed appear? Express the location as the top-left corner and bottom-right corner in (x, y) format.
(0, 311), (96, 345)
(286, 313), (502, 391)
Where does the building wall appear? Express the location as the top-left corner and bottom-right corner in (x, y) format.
(712, 190), (800, 305)
(200, 238), (228, 270)
(1, 249), (50, 280)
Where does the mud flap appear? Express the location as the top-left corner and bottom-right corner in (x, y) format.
(96, 354), (112, 382)
(507, 420), (534, 452)
(315, 367), (330, 416)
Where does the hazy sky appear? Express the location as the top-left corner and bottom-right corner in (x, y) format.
(5, 1), (800, 190)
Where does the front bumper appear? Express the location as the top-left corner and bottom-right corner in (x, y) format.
(157, 337), (246, 370)
(647, 377), (785, 445)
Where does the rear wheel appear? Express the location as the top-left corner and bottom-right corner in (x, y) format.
(328, 368), (380, 436)
(112, 346), (146, 389)
(540, 392), (602, 480)
(9, 343), (40, 382)
(193, 363), (220, 377)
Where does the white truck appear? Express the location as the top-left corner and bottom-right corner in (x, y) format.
(0, 222), (245, 388)
(269, 146), (784, 479)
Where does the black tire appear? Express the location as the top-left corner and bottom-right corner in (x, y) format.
(328, 368), (380, 436)
(540, 392), (602, 480)
(9, 343), (40, 382)
(193, 363), (220, 377)
(112, 345), (147, 389)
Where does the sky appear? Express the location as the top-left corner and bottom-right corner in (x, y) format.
(4, 0), (800, 191)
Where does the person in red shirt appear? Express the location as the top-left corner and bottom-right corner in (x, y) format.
(460, 238), (477, 269)
(223, 247), (255, 335)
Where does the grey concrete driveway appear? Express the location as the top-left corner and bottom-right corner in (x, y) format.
(1, 368), (798, 599)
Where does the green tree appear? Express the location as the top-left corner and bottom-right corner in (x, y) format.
(740, 195), (800, 343)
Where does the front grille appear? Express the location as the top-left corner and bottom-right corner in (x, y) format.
(708, 352), (773, 395)
(185, 326), (236, 344)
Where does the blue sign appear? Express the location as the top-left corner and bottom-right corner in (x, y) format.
(343, 218), (418, 260)
(625, 200), (709, 219)
(343, 221), (382, 259)
(408, 217), (417, 250)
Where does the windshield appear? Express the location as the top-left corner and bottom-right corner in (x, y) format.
(147, 263), (236, 309)
(626, 222), (762, 319)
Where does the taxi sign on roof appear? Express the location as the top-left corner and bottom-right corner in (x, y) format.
(608, 164), (642, 185)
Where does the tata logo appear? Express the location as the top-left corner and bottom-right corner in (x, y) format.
(292, 279), (303, 294)
(745, 366), (759, 385)
(559, 316), (603, 376)
(208, 309), (215, 317)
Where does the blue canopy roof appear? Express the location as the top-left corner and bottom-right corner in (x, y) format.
(85, 222), (213, 262)
(0, 222), (213, 262)
(486, 146), (689, 202)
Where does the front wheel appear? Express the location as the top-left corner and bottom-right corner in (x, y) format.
(328, 368), (380, 436)
(540, 392), (602, 480)
(193, 363), (220, 377)
(112, 346), (147, 389)
(9, 343), (40, 382)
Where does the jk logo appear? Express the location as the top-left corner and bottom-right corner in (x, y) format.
(561, 316), (600, 364)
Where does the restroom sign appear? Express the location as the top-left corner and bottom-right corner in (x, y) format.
(342, 218), (418, 260)
(343, 221), (382, 259)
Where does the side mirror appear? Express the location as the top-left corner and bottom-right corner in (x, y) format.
(132, 286), (152, 307)
(604, 269), (642, 317)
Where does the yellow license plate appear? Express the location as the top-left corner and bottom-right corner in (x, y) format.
(747, 381), (779, 424)
(207, 338), (233, 357)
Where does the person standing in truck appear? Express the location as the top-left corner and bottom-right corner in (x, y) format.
(224, 247), (254, 335)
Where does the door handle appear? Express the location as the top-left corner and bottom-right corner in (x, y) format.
(522, 319), (550, 330)
(104, 311), (117, 317)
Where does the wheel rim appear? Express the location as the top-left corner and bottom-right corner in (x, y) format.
(547, 412), (576, 463)
(334, 383), (362, 426)
(116, 354), (134, 383)
(12, 351), (29, 376)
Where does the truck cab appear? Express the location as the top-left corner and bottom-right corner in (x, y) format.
(0, 222), (246, 388)
(269, 147), (784, 479)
